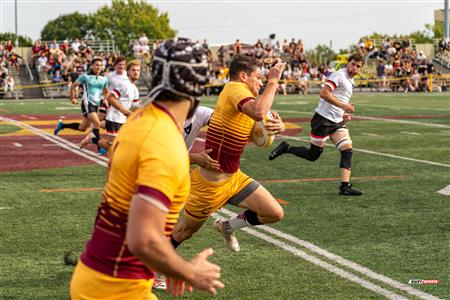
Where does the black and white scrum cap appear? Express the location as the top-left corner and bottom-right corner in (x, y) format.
(148, 38), (208, 102)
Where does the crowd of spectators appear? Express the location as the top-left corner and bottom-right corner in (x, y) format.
(0, 40), (21, 94)
(357, 38), (436, 92)
(31, 39), (122, 93)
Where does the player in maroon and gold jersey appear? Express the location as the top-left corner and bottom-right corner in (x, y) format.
(170, 55), (286, 253)
(70, 38), (223, 299)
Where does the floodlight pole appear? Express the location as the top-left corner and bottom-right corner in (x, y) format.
(15, 0), (18, 46)
(445, 0), (449, 40)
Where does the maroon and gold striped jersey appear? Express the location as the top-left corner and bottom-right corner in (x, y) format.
(205, 82), (256, 173)
(80, 102), (190, 280)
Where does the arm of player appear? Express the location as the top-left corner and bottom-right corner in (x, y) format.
(102, 87), (110, 109)
(241, 63), (286, 121)
(126, 195), (224, 295)
(189, 149), (220, 170)
(319, 85), (355, 113)
(343, 113), (352, 122)
(69, 81), (81, 104)
(264, 111), (285, 135)
(107, 92), (131, 117)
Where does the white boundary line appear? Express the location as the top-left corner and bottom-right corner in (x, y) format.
(212, 213), (408, 300)
(2, 117), (443, 300)
(218, 208), (441, 300)
(278, 135), (450, 168)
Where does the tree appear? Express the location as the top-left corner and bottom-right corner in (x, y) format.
(90, 0), (176, 54)
(40, 12), (92, 41)
(305, 44), (336, 66)
(0, 32), (33, 47)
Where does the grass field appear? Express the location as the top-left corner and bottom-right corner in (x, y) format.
(0, 93), (449, 300)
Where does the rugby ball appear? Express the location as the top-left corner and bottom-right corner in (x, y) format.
(250, 111), (275, 148)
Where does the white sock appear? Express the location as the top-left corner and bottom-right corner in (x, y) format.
(224, 211), (250, 233)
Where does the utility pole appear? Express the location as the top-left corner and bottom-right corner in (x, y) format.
(15, 0), (18, 46)
(445, 0), (449, 40)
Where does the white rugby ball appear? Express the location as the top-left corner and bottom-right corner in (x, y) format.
(250, 111), (275, 148)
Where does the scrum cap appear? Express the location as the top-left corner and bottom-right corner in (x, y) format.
(149, 38), (208, 102)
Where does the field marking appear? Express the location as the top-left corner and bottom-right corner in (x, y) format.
(275, 198), (289, 205)
(0, 207), (13, 210)
(12, 142), (23, 147)
(362, 104), (449, 112)
(437, 185), (450, 196)
(353, 116), (450, 129)
(2, 118), (443, 300)
(20, 114), (37, 120)
(361, 133), (379, 137)
(215, 211), (409, 300)
(279, 135), (450, 168)
(260, 175), (404, 184)
(40, 187), (102, 193)
(55, 107), (81, 110)
(0, 117), (108, 167)
(400, 131), (420, 136)
(218, 208), (442, 300)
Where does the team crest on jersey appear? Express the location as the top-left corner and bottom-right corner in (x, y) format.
(184, 124), (192, 135)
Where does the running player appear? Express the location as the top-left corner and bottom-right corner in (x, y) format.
(79, 55), (128, 148)
(170, 55), (286, 253)
(269, 53), (364, 196)
(70, 38), (223, 299)
(54, 58), (108, 154)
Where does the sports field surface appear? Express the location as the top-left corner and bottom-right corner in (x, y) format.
(1, 93), (449, 300)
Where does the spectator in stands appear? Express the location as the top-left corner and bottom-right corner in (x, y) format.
(71, 39), (81, 53)
(140, 40), (150, 56)
(50, 39), (60, 50)
(217, 45), (227, 66)
(132, 41), (141, 58)
(376, 59), (386, 92)
(8, 50), (21, 74)
(139, 32), (148, 46)
(5, 40), (14, 53)
(4, 73), (14, 93)
(52, 70), (63, 83)
(36, 52), (48, 73)
(233, 39), (242, 56)
(60, 40), (69, 55)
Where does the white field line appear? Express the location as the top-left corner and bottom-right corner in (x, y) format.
(354, 116), (450, 129)
(218, 208), (441, 300)
(12, 142), (23, 147)
(400, 132), (420, 136)
(437, 185), (450, 196)
(3, 118), (443, 299)
(278, 135), (450, 168)
(212, 212), (408, 300)
(0, 117), (108, 167)
(361, 133), (379, 137)
(362, 104), (449, 112)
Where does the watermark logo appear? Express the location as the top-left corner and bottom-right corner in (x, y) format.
(408, 279), (440, 285)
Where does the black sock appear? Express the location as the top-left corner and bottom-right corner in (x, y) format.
(170, 235), (181, 249)
(62, 122), (80, 130)
(341, 182), (349, 187)
(92, 128), (100, 145)
(243, 209), (262, 226)
(286, 145), (310, 158)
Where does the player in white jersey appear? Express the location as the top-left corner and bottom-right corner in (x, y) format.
(269, 53), (364, 196)
(183, 106), (222, 170)
(86, 59), (141, 151)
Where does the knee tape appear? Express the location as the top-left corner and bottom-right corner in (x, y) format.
(335, 138), (352, 151)
(340, 149), (352, 170)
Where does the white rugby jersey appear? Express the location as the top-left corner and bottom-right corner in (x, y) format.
(315, 68), (354, 123)
(183, 106), (213, 151)
(107, 70), (128, 90)
(106, 79), (139, 124)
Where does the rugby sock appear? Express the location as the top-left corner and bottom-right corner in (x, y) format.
(287, 144), (323, 161)
(92, 128), (100, 145)
(170, 235), (181, 249)
(341, 182), (349, 187)
(62, 123), (80, 130)
(224, 210), (262, 233)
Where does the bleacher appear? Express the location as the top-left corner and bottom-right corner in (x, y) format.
(36, 70), (67, 99)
